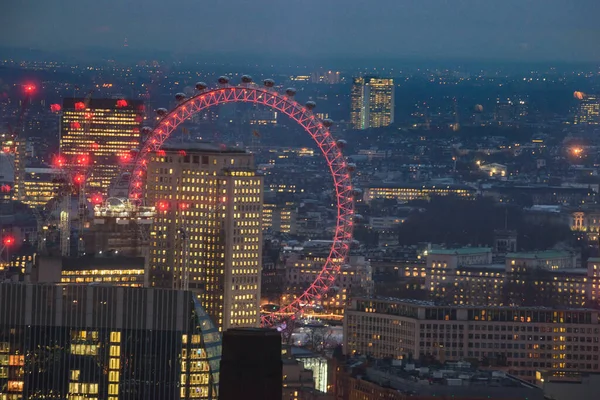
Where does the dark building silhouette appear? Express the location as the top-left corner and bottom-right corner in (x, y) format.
(219, 328), (282, 400)
(0, 283), (221, 400)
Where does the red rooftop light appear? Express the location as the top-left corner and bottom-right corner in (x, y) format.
(74, 102), (86, 110)
(116, 99), (128, 108)
(50, 104), (62, 113)
(23, 84), (36, 94)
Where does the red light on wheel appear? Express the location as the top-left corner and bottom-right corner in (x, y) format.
(91, 193), (103, 205)
(53, 155), (66, 168)
(50, 103), (62, 113)
(73, 174), (85, 185)
(3, 235), (15, 247)
(74, 102), (86, 110)
(76, 154), (90, 166)
(116, 99), (128, 108)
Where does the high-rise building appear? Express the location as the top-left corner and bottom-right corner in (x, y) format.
(219, 328), (282, 400)
(147, 143), (263, 331)
(12, 139), (26, 202)
(0, 283), (221, 400)
(60, 98), (144, 192)
(350, 77), (395, 130)
(21, 167), (62, 208)
(574, 93), (600, 125)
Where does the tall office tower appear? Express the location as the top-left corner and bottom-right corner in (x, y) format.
(0, 283), (221, 400)
(60, 98), (143, 192)
(574, 93), (600, 125)
(147, 143), (263, 331)
(12, 139), (26, 202)
(350, 76), (395, 130)
(219, 328), (282, 400)
(21, 167), (63, 207)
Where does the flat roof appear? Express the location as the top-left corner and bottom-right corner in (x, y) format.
(506, 251), (571, 259)
(367, 183), (475, 191)
(458, 263), (505, 271)
(429, 247), (491, 255)
(162, 142), (247, 154)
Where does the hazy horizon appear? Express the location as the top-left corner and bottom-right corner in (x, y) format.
(2, 0), (600, 64)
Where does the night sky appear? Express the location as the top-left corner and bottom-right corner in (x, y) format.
(2, 0), (599, 62)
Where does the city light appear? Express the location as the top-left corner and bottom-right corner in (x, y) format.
(23, 84), (36, 94)
(116, 99), (128, 107)
(157, 201), (169, 212)
(75, 154), (90, 166)
(3, 235), (15, 247)
(74, 101), (86, 110)
(50, 103), (62, 113)
(52, 155), (66, 168)
(73, 174), (85, 185)
(91, 193), (103, 205)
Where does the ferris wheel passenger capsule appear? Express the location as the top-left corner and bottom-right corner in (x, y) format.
(322, 119), (334, 128)
(285, 88), (296, 97)
(195, 82), (208, 91)
(156, 108), (168, 117)
(305, 101), (316, 110)
(175, 93), (186, 102)
(263, 79), (275, 88)
(336, 139), (347, 148)
(218, 76), (230, 85)
(241, 75), (253, 84)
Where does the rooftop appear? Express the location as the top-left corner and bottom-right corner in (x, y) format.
(506, 250), (572, 259)
(367, 182), (475, 191)
(162, 142), (247, 154)
(429, 247), (491, 256)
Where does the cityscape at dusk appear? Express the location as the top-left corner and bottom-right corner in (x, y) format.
(1, 1), (600, 400)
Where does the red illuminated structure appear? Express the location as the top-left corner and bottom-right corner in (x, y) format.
(50, 103), (62, 113)
(52, 155), (66, 168)
(125, 80), (355, 326)
(73, 173), (85, 185)
(90, 193), (103, 205)
(3, 235), (15, 247)
(23, 84), (36, 94)
(116, 99), (128, 108)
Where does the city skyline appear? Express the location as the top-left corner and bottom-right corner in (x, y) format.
(2, 1), (600, 62)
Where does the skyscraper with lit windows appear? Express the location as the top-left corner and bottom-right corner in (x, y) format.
(574, 93), (600, 125)
(350, 76), (395, 130)
(146, 143), (263, 331)
(0, 283), (221, 400)
(60, 98), (144, 192)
